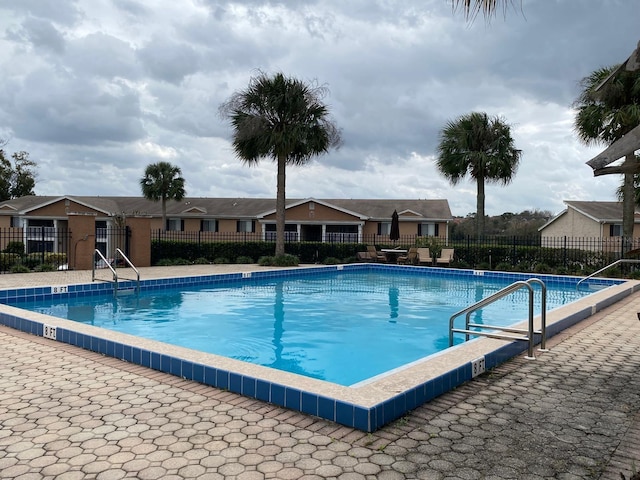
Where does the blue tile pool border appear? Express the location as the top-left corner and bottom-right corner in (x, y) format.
(0, 264), (635, 432)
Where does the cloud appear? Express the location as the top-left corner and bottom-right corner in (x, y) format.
(0, 0), (637, 217)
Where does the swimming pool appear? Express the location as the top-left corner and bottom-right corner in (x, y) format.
(11, 270), (603, 386)
(0, 264), (637, 431)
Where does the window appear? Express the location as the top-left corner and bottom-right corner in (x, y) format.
(610, 224), (622, 237)
(201, 219), (217, 232)
(166, 218), (183, 231)
(26, 219), (55, 253)
(378, 222), (391, 235)
(418, 223), (439, 237)
(237, 220), (255, 233)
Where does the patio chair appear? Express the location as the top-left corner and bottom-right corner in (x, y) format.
(436, 248), (454, 266)
(417, 248), (432, 265)
(397, 247), (418, 265)
(356, 251), (371, 262)
(367, 245), (387, 262)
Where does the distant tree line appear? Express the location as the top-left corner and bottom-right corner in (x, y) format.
(0, 139), (37, 201)
(449, 210), (552, 240)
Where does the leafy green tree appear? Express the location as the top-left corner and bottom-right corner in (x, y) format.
(11, 151), (36, 198)
(220, 72), (341, 256)
(436, 112), (521, 238)
(0, 148), (37, 200)
(573, 66), (640, 240)
(140, 161), (186, 229)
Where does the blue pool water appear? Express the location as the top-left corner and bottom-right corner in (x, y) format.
(12, 270), (601, 386)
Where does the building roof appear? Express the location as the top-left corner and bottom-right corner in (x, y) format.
(564, 201), (631, 223)
(0, 196), (453, 222)
(539, 200), (640, 231)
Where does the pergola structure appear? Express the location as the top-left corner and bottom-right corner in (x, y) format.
(586, 40), (640, 174)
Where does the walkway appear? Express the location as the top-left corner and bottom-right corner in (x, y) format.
(1, 266), (640, 479)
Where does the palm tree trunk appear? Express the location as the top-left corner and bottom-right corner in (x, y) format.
(162, 198), (167, 231)
(622, 153), (637, 251)
(275, 155), (286, 256)
(476, 174), (485, 239)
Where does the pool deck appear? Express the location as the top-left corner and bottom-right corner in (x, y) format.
(1, 265), (640, 479)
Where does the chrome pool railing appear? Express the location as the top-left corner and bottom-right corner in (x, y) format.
(576, 259), (640, 290)
(92, 249), (140, 296)
(449, 278), (547, 359)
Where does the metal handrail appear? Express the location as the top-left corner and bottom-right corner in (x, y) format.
(449, 278), (547, 359)
(92, 249), (119, 292)
(576, 259), (640, 290)
(92, 249), (140, 296)
(116, 248), (140, 293)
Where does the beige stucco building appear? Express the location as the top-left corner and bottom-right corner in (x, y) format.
(0, 195), (454, 269)
(539, 201), (640, 250)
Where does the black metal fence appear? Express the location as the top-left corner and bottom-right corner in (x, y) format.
(0, 227), (71, 273)
(150, 230), (640, 275)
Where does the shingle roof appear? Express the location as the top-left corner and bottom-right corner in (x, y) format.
(0, 196), (453, 221)
(564, 201), (629, 222)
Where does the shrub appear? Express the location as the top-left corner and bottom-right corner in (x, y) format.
(533, 263), (552, 274)
(213, 257), (230, 264)
(236, 256), (254, 264)
(0, 253), (20, 271)
(35, 263), (57, 272)
(156, 258), (176, 266)
(494, 262), (512, 272)
(258, 256), (274, 266)
(258, 254), (299, 267)
(44, 253), (67, 265)
(323, 257), (341, 265)
(23, 253), (44, 269)
(193, 257), (210, 264)
(172, 258), (191, 265)
(11, 264), (31, 273)
(4, 241), (25, 254)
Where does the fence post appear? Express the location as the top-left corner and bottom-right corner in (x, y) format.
(563, 236), (567, 269)
(40, 226), (45, 265)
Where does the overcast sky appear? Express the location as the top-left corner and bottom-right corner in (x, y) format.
(0, 0), (637, 217)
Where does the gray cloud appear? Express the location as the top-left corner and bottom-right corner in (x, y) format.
(0, 0), (82, 26)
(8, 68), (146, 145)
(0, 0), (636, 216)
(6, 17), (67, 55)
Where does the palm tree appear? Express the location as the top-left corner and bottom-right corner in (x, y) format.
(451, 0), (518, 20)
(436, 112), (521, 238)
(140, 161), (186, 229)
(574, 65), (640, 241)
(220, 72), (341, 257)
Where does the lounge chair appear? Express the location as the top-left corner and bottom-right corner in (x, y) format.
(436, 248), (454, 266)
(367, 245), (387, 262)
(417, 248), (432, 265)
(397, 247), (418, 265)
(356, 251), (371, 262)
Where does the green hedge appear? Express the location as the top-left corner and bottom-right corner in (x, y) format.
(151, 241), (372, 265)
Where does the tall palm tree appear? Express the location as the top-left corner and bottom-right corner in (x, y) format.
(140, 161), (186, 230)
(220, 72), (341, 257)
(574, 65), (640, 241)
(436, 112), (521, 238)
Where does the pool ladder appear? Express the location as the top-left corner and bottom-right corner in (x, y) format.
(576, 259), (640, 290)
(448, 278), (547, 359)
(92, 249), (140, 296)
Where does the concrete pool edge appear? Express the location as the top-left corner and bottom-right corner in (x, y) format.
(0, 265), (637, 432)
